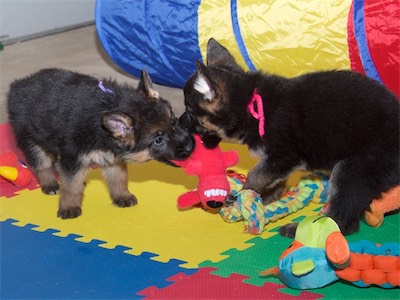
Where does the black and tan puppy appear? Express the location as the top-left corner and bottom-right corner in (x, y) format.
(8, 68), (194, 219)
(180, 38), (399, 236)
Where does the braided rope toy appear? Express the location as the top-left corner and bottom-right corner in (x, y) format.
(219, 172), (329, 234)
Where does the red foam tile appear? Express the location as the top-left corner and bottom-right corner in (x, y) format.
(137, 267), (323, 299)
(0, 123), (24, 157)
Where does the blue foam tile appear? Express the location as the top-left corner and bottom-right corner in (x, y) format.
(0, 219), (197, 299)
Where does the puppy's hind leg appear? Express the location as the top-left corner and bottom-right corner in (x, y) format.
(280, 150), (400, 238)
(23, 144), (59, 195)
(325, 151), (399, 235)
(102, 162), (137, 208)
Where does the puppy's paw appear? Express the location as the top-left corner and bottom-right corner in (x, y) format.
(113, 194), (138, 208)
(326, 207), (360, 236)
(279, 222), (298, 238)
(57, 206), (82, 219)
(41, 183), (60, 195)
(223, 194), (237, 207)
(262, 193), (281, 205)
(261, 181), (286, 204)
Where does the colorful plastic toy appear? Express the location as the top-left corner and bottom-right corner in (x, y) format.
(220, 173), (329, 234)
(172, 135), (239, 212)
(260, 215), (400, 289)
(364, 186), (400, 227)
(0, 151), (34, 187)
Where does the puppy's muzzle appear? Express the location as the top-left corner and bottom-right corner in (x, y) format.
(179, 111), (221, 149)
(175, 135), (195, 160)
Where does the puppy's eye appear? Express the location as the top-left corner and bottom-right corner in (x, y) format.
(154, 136), (164, 146)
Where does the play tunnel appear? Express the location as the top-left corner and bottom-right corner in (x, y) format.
(96, 0), (399, 97)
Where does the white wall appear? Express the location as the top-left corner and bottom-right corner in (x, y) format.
(0, 0), (96, 43)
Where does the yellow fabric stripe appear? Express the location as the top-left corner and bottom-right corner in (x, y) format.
(198, 0), (351, 76)
(198, 0), (249, 70)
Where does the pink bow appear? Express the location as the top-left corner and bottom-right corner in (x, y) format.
(247, 89), (265, 138)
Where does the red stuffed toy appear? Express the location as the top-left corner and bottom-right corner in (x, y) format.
(172, 135), (239, 212)
(0, 151), (34, 187)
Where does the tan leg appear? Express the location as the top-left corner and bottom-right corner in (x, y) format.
(102, 162), (137, 207)
(57, 167), (89, 219)
(35, 167), (59, 195)
(27, 145), (59, 194)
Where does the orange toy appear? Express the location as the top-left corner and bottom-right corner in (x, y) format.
(335, 241), (400, 288)
(365, 186), (400, 227)
(261, 216), (400, 289)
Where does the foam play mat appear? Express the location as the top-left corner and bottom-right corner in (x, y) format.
(1, 122), (399, 299)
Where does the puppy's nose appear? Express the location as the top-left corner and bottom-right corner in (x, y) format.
(176, 137), (195, 159)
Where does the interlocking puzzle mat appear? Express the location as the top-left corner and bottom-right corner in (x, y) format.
(1, 122), (399, 299)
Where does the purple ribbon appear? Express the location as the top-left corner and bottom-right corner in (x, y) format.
(98, 81), (113, 94)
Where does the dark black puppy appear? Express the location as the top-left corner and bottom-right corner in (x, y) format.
(180, 38), (399, 236)
(8, 68), (194, 219)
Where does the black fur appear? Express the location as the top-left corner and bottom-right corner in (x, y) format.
(8, 68), (194, 218)
(180, 38), (400, 236)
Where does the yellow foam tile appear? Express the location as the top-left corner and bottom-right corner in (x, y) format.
(0, 142), (315, 268)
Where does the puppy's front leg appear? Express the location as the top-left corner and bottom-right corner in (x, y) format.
(102, 162), (137, 207)
(244, 157), (301, 238)
(243, 159), (293, 204)
(57, 166), (88, 219)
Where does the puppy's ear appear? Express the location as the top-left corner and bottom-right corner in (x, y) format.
(138, 70), (160, 99)
(193, 61), (215, 102)
(102, 112), (135, 142)
(207, 38), (240, 69)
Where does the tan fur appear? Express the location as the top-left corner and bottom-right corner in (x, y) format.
(199, 97), (221, 113)
(119, 134), (136, 146)
(31, 145), (54, 168)
(198, 116), (230, 140)
(80, 150), (116, 167)
(124, 149), (153, 163)
(35, 167), (58, 193)
(58, 167), (89, 212)
(102, 162), (133, 202)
